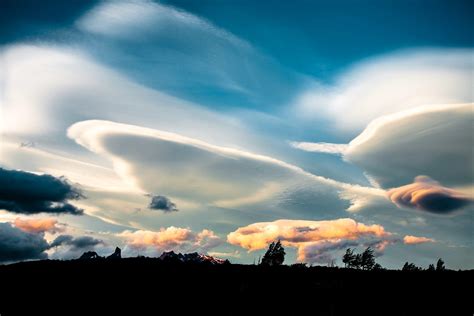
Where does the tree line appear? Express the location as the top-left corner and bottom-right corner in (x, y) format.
(259, 240), (447, 271)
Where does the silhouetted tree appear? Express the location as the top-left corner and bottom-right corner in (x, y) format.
(372, 263), (384, 271)
(427, 264), (435, 271)
(341, 247), (380, 270)
(261, 240), (285, 266)
(402, 262), (421, 271)
(353, 253), (363, 269)
(342, 248), (355, 268)
(361, 247), (375, 270)
(436, 258), (446, 271)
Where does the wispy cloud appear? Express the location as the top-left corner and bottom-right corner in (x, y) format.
(295, 49), (473, 131)
(289, 141), (348, 154)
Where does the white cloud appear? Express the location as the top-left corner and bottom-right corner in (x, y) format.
(295, 49), (473, 131)
(0, 44), (251, 148)
(345, 103), (473, 188)
(67, 119), (384, 215)
(289, 141), (348, 154)
(293, 103), (474, 193)
(76, 0), (249, 48)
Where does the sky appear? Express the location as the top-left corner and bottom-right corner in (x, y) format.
(0, 0), (473, 268)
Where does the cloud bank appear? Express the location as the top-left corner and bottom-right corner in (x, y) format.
(119, 227), (221, 255)
(227, 218), (391, 263)
(67, 120), (384, 217)
(0, 168), (84, 215)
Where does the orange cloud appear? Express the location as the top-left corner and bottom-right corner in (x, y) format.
(387, 176), (472, 214)
(403, 235), (435, 245)
(227, 218), (391, 263)
(13, 217), (63, 234)
(119, 226), (221, 253)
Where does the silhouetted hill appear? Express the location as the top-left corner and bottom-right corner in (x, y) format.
(0, 257), (471, 315)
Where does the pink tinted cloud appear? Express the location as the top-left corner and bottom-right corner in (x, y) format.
(119, 226), (221, 254)
(387, 176), (472, 214)
(13, 217), (63, 234)
(227, 218), (392, 263)
(403, 235), (435, 245)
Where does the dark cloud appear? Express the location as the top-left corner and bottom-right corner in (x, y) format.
(387, 176), (472, 214)
(148, 195), (178, 213)
(0, 168), (84, 215)
(0, 223), (49, 263)
(50, 235), (103, 250)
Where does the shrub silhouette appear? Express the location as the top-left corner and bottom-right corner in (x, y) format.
(261, 240), (285, 266)
(372, 263), (384, 271)
(402, 262), (421, 271)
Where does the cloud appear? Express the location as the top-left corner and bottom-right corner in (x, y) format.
(0, 168), (84, 215)
(289, 142), (348, 155)
(50, 235), (103, 250)
(227, 218), (392, 263)
(295, 49), (473, 131)
(76, 0), (248, 48)
(0, 44), (251, 144)
(147, 195), (178, 213)
(0, 222), (49, 263)
(387, 176), (472, 214)
(403, 235), (435, 245)
(119, 227), (221, 255)
(296, 103), (474, 192)
(67, 119), (384, 216)
(74, 0), (298, 107)
(345, 103), (474, 188)
(13, 217), (63, 234)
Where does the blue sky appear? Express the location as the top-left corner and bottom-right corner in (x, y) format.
(0, 0), (473, 268)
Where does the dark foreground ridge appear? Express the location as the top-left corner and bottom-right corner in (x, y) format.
(0, 251), (472, 316)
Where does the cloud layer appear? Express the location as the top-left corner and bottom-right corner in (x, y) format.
(67, 119), (384, 218)
(387, 176), (472, 214)
(0, 168), (84, 215)
(227, 218), (391, 263)
(119, 227), (221, 255)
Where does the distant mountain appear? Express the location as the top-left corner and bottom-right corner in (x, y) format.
(78, 248), (228, 264)
(158, 251), (229, 265)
